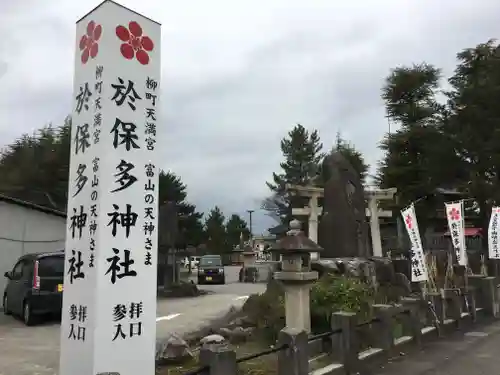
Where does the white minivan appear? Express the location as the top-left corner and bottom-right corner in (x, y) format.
(183, 256), (200, 268)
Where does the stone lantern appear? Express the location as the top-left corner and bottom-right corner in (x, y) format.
(271, 219), (322, 332)
(231, 245), (244, 265)
(239, 244), (258, 282)
(242, 244), (257, 268)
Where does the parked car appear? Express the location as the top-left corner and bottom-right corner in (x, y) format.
(197, 255), (225, 285)
(3, 251), (64, 325)
(184, 256), (200, 269)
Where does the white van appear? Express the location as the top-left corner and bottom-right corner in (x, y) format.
(183, 256), (200, 268)
(191, 256), (200, 268)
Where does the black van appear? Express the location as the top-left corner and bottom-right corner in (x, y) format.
(197, 255), (225, 285)
(3, 251), (65, 325)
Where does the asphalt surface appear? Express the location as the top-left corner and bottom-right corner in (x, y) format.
(370, 318), (500, 375)
(0, 266), (265, 375)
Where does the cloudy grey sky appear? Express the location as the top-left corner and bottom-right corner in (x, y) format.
(0, 0), (499, 233)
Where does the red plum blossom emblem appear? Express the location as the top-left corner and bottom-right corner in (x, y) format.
(405, 214), (412, 229)
(116, 21), (154, 65)
(449, 207), (460, 221)
(79, 20), (102, 64)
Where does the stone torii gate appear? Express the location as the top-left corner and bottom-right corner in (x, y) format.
(286, 184), (397, 258)
(365, 188), (397, 257)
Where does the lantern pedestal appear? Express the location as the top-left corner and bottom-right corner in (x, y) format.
(275, 271), (318, 332)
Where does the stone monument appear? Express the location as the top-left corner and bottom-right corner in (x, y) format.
(319, 151), (370, 258)
(287, 184), (395, 259)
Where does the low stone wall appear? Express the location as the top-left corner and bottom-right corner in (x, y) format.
(177, 275), (500, 375)
(241, 261), (281, 283)
(255, 262), (276, 282)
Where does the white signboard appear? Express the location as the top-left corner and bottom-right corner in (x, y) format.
(445, 201), (467, 266)
(60, 2), (160, 375)
(401, 203), (428, 282)
(488, 207), (500, 259)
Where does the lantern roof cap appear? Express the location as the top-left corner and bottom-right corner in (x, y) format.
(271, 219), (323, 254)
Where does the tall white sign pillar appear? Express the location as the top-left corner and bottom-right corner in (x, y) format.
(60, 2), (161, 375)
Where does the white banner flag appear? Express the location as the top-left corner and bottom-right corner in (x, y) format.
(488, 207), (500, 259)
(445, 201), (467, 266)
(401, 203), (428, 282)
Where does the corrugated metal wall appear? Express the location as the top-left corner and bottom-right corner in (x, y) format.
(0, 202), (65, 298)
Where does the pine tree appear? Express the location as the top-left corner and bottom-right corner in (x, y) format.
(262, 124), (324, 223)
(443, 39), (500, 246)
(158, 171), (205, 248)
(331, 132), (369, 183)
(376, 63), (463, 235)
(225, 214), (250, 250)
(204, 206), (228, 254)
(0, 120), (205, 247)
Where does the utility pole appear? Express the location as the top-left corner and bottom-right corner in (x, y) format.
(247, 209), (254, 249)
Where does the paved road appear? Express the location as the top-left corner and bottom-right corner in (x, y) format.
(371, 319), (500, 375)
(0, 266), (265, 375)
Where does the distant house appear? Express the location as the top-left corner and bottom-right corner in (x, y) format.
(252, 234), (277, 249)
(268, 223), (289, 238)
(0, 194), (66, 296)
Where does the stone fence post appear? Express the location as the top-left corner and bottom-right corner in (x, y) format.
(443, 289), (462, 328)
(400, 297), (422, 347)
(277, 328), (309, 375)
(373, 304), (395, 357)
(468, 275), (485, 308)
(481, 277), (499, 317)
(331, 311), (358, 374)
(428, 291), (446, 329)
(199, 344), (237, 375)
(465, 286), (477, 322)
(468, 275), (499, 317)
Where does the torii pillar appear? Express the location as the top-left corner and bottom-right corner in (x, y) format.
(287, 185), (324, 260)
(287, 184), (396, 259)
(365, 188), (397, 257)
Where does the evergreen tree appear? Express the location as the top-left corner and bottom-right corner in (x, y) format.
(225, 214), (250, 250)
(204, 206), (228, 254)
(263, 124), (324, 223)
(375, 41), (500, 241)
(375, 63), (458, 233)
(330, 132), (369, 183)
(158, 171), (205, 248)
(0, 117), (71, 210)
(443, 39), (500, 245)
(0, 118), (205, 247)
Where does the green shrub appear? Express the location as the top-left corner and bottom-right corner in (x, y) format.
(242, 280), (285, 342)
(310, 275), (374, 333)
(242, 275), (374, 341)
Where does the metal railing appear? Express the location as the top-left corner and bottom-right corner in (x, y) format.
(181, 317), (385, 375)
(236, 343), (289, 364)
(178, 275), (499, 375)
